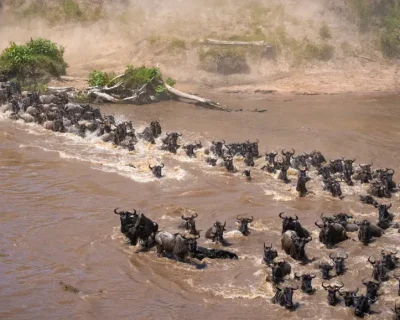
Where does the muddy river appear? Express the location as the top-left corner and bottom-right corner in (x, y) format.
(1, 93), (400, 320)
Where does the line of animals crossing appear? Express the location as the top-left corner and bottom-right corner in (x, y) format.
(1, 81), (400, 318)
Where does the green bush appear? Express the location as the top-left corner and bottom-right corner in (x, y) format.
(0, 38), (68, 82)
(88, 70), (112, 87)
(302, 42), (335, 61)
(198, 47), (249, 74)
(381, 3), (400, 58)
(350, 0), (373, 33)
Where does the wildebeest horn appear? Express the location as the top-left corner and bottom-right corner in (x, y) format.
(192, 212), (198, 218)
(353, 288), (359, 295)
(194, 234), (201, 239)
(114, 207), (122, 214)
(222, 139), (225, 144)
(290, 285), (299, 290)
(281, 149), (286, 155)
(182, 215), (188, 220)
(315, 221), (323, 228)
(387, 203), (392, 209)
(362, 278), (369, 285)
(279, 212), (285, 219)
(295, 273), (302, 279)
(294, 215), (299, 221)
(178, 132), (182, 137)
(291, 148), (295, 155)
(322, 282), (330, 290)
(166, 131), (171, 136)
(247, 216), (254, 222)
(335, 282), (344, 289)
(306, 236), (312, 242)
(329, 253), (335, 260)
(310, 274), (316, 278)
(369, 296), (378, 303)
(161, 164), (164, 168)
(274, 284), (282, 291)
(236, 215), (242, 221)
(368, 256), (376, 264)
(223, 221), (226, 228)
(342, 253), (349, 260)
(149, 164), (153, 170)
(264, 243), (272, 249)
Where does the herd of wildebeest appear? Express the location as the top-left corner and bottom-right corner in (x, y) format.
(1, 80), (400, 318)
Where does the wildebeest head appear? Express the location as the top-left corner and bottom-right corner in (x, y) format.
(318, 164), (332, 180)
(181, 212), (199, 235)
(206, 157), (217, 166)
(310, 150), (326, 167)
(368, 256), (389, 282)
(343, 159), (355, 173)
(265, 152), (277, 165)
(381, 249), (398, 270)
(149, 164), (164, 178)
(183, 144), (197, 158)
(278, 162), (289, 182)
(296, 176), (308, 197)
(270, 261), (291, 284)
(375, 203), (392, 222)
(244, 152), (255, 167)
(245, 139), (259, 157)
(290, 234), (312, 260)
(330, 252), (348, 275)
(357, 162), (373, 183)
(150, 121), (162, 137)
(208, 221), (226, 243)
(362, 278), (381, 301)
(182, 233), (200, 255)
(322, 282), (344, 306)
(281, 148), (295, 166)
(323, 178), (342, 198)
(279, 212), (299, 234)
(359, 195), (378, 206)
(236, 215), (253, 235)
(114, 207), (138, 234)
(127, 213), (158, 247)
(223, 156), (234, 172)
(353, 294), (377, 317)
(319, 262), (334, 280)
(357, 220), (373, 245)
(329, 158), (344, 173)
(243, 169), (251, 180)
(211, 139), (225, 157)
(164, 131), (181, 145)
(273, 284), (298, 310)
(339, 288), (359, 307)
(369, 179), (391, 198)
(263, 243), (278, 265)
(295, 273), (316, 294)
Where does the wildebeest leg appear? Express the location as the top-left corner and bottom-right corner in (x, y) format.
(156, 245), (164, 257)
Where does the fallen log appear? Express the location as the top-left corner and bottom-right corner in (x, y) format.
(165, 84), (231, 112)
(199, 39), (271, 47)
(48, 86), (76, 92)
(88, 91), (119, 103)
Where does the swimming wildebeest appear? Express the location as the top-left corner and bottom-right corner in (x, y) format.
(330, 252), (348, 275)
(368, 256), (389, 282)
(329, 158), (344, 174)
(126, 212), (158, 248)
(223, 156), (235, 172)
(271, 284), (298, 311)
(297, 176), (309, 197)
(193, 247), (238, 260)
(353, 294), (378, 317)
(269, 260), (292, 284)
(263, 243), (278, 266)
(243, 169), (251, 180)
(236, 215), (253, 235)
(180, 212), (199, 235)
(206, 157), (217, 166)
(357, 220), (384, 245)
(315, 220), (348, 248)
(322, 282), (344, 306)
(319, 261), (335, 280)
(322, 177), (343, 198)
(279, 212), (310, 238)
(114, 207), (138, 234)
(205, 221), (226, 244)
(278, 162), (290, 182)
(210, 140), (225, 158)
(294, 273), (316, 294)
(339, 288), (359, 307)
(149, 164), (164, 178)
(139, 121), (162, 144)
(362, 278), (381, 301)
(281, 230), (312, 261)
(381, 249), (398, 270)
(360, 195), (378, 206)
(155, 231), (200, 260)
(281, 148), (295, 166)
(244, 152), (255, 167)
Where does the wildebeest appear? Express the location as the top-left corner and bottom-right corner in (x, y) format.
(354, 163), (373, 184)
(381, 250), (398, 270)
(362, 278), (381, 301)
(210, 140), (225, 157)
(294, 273), (316, 294)
(281, 148), (295, 167)
(114, 207), (138, 234)
(315, 220), (347, 248)
(243, 169), (251, 180)
(393, 302), (400, 320)
(149, 164), (164, 178)
(375, 203), (393, 222)
(279, 212), (310, 238)
(357, 220), (384, 245)
(180, 212), (199, 235)
(245, 139), (259, 157)
(265, 152), (277, 167)
(368, 256), (389, 282)
(139, 121), (162, 144)
(271, 284), (298, 310)
(223, 156), (235, 172)
(360, 195), (378, 206)
(322, 282), (343, 306)
(330, 252), (348, 275)
(339, 288), (359, 307)
(205, 221), (226, 244)
(329, 158), (344, 174)
(322, 177), (343, 198)
(263, 243), (278, 266)
(353, 294), (378, 317)
(309, 150), (326, 167)
(244, 152), (255, 167)
(318, 164), (332, 180)
(369, 179), (391, 198)
(319, 262), (335, 280)
(269, 260), (292, 284)
(278, 163), (290, 182)
(155, 231), (200, 260)
(236, 215), (253, 235)
(126, 212), (158, 247)
(193, 247), (238, 260)
(183, 144), (198, 158)
(297, 176), (309, 197)
(206, 157), (217, 166)
(281, 230), (312, 261)
(343, 159), (355, 174)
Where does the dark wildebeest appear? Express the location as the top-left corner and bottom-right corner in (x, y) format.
(263, 243), (278, 266)
(369, 179), (391, 198)
(236, 215), (253, 235)
(381, 249), (398, 270)
(126, 213), (158, 247)
(315, 220), (347, 248)
(183, 144), (198, 158)
(149, 164), (164, 178)
(297, 176), (309, 197)
(180, 212), (199, 235)
(279, 212), (310, 238)
(244, 139), (259, 157)
(322, 282), (344, 306)
(162, 131), (181, 146)
(360, 195), (378, 206)
(291, 154), (308, 170)
(114, 208), (138, 234)
(205, 221), (226, 244)
(322, 177), (343, 198)
(329, 158), (344, 174)
(271, 284), (298, 311)
(265, 152), (277, 167)
(278, 163), (290, 182)
(281, 148), (295, 167)
(269, 260), (292, 284)
(330, 253), (348, 275)
(309, 150), (326, 168)
(295, 273), (316, 294)
(319, 262), (335, 280)
(210, 140), (225, 158)
(244, 152), (255, 167)
(339, 288), (359, 307)
(393, 302), (400, 320)
(281, 230), (312, 261)
(362, 278), (381, 301)
(357, 220), (384, 245)
(243, 169), (251, 180)
(368, 256), (389, 282)
(318, 164), (332, 180)
(354, 163), (373, 184)
(206, 157), (217, 166)
(375, 203), (393, 223)
(353, 294), (378, 317)
(193, 247), (238, 260)
(155, 231), (200, 260)
(223, 156), (235, 172)
(343, 159), (355, 174)
(139, 121), (162, 144)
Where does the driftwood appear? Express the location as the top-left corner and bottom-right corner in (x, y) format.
(48, 86), (76, 92)
(165, 84), (231, 112)
(200, 39), (270, 47)
(89, 91), (119, 103)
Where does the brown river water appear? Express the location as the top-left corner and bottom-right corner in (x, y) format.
(1, 93), (400, 320)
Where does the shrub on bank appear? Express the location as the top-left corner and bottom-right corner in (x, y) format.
(381, 3), (400, 58)
(198, 47), (250, 75)
(0, 38), (68, 83)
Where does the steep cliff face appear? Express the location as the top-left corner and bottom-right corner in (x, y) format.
(0, 0), (399, 93)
